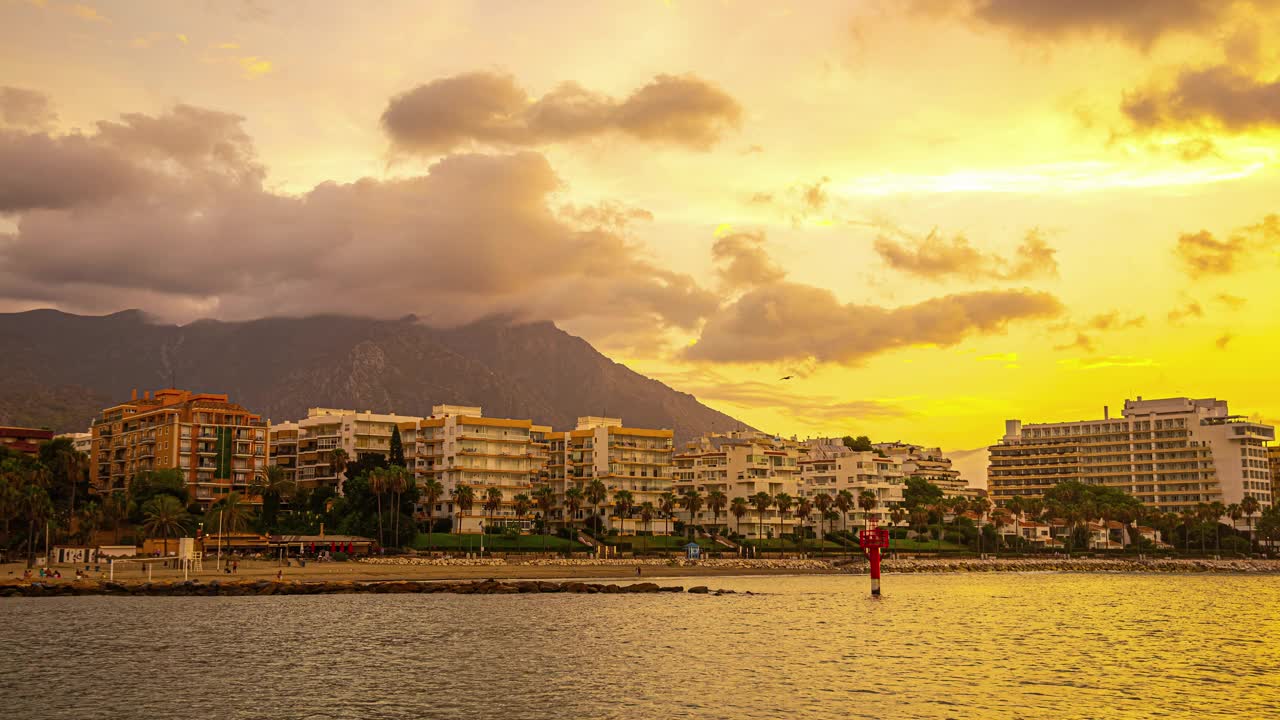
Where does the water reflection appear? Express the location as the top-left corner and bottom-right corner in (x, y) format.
(1, 574), (1277, 719)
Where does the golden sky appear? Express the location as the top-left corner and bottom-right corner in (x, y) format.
(2, 0), (1279, 470)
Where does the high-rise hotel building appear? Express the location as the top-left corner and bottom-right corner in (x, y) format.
(989, 397), (1275, 515)
(89, 389), (266, 509)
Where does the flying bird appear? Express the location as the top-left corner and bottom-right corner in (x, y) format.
(779, 375), (793, 380)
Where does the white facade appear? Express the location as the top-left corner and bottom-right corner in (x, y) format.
(673, 434), (802, 538)
(798, 442), (905, 527)
(290, 408), (423, 492)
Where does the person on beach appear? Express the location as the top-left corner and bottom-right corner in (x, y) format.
(232, 560), (239, 574)
(636, 566), (642, 576)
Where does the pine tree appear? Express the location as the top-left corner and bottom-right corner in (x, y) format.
(389, 425), (406, 467)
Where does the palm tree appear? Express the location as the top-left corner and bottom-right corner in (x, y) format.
(612, 489), (635, 535)
(834, 489), (854, 541)
(563, 487), (584, 538)
(585, 479), (607, 533)
(658, 492), (677, 536)
(730, 497), (748, 537)
(40, 439), (87, 542)
(141, 495), (188, 557)
(104, 491), (129, 545)
(207, 491), (252, 562)
(681, 489), (704, 539)
(1194, 502), (1213, 553)
(421, 477), (444, 548)
(638, 501), (655, 555)
(794, 498), (813, 555)
(1241, 496), (1261, 553)
(773, 493), (793, 555)
(21, 481), (52, 568)
(328, 448), (349, 486)
(389, 466), (409, 547)
(450, 484), (475, 535)
(0, 469), (18, 546)
(1208, 501), (1227, 555)
(250, 464), (295, 533)
(483, 486), (504, 538)
(1180, 508), (1197, 552)
(533, 485), (555, 554)
(750, 492), (773, 550)
(1007, 496), (1025, 549)
(971, 496), (992, 553)
(513, 493), (532, 534)
(706, 490), (727, 537)
(369, 468), (389, 546)
(858, 490), (879, 528)
(813, 493), (833, 548)
(78, 501), (102, 545)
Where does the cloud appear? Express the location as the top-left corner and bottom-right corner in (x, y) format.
(1175, 215), (1279, 276)
(920, 0), (1274, 49)
(1085, 312), (1147, 331)
(0, 103), (718, 345)
(1049, 311), (1145, 353)
(0, 87), (57, 129)
(655, 368), (910, 428)
(1123, 66), (1280, 132)
(746, 176), (832, 224)
(1057, 356), (1158, 370)
(1167, 300), (1204, 324)
(1215, 333), (1233, 350)
(873, 227), (1058, 281)
(685, 283), (1062, 364)
(381, 72), (741, 154)
(237, 56), (273, 78)
(710, 231), (786, 290)
(1215, 293), (1247, 309)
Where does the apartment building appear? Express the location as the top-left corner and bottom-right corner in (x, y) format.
(798, 440), (904, 527)
(56, 431), (93, 455)
(673, 431), (802, 537)
(1, 426), (54, 457)
(287, 408), (423, 492)
(406, 405), (542, 533)
(267, 422), (300, 485)
(546, 416), (674, 534)
(988, 397), (1275, 515)
(875, 441), (981, 499)
(88, 389), (266, 508)
(1270, 443), (1280, 500)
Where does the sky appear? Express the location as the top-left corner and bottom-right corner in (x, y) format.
(2, 0), (1279, 477)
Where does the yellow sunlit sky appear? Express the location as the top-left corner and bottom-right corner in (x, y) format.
(2, 1), (1279, 471)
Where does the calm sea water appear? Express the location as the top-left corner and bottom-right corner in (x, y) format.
(2, 574), (1277, 719)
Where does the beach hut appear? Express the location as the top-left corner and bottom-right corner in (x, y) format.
(684, 542), (701, 560)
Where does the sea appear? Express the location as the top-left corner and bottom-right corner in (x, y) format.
(2, 573), (1277, 719)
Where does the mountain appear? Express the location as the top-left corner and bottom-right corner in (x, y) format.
(0, 309), (752, 441)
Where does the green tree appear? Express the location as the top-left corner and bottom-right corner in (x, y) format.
(483, 486), (504, 536)
(78, 500), (103, 545)
(730, 496), (748, 537)
(563, 486), (584, 538)
(21, 479), (53, 568)
(388, 466), (411, 547)
(1209, 501), (1227, 554)
(638, 501), (655, 554)
(1241, 495), (1261, 552)
(834, 489), (854, 537)
(451, 483), (475, 535)
(421, 477), (445, 547)
(658, 491), (677, 536)
(141, 495), (188, 557)
(751, 492), (773, 547)
(533, 485), (555, 553)
(858, 490), (879, 528)
(369, 468), (389, 546)
(612, 489), (635, 534)
(773, 493), (793, 549)
(250, 464), (295, 533)
(706, 489), (727, 536)
(681, 489), (705, 539)
(39, 437), (88, 541)
(794, 497), (813, 555)
(513, 493), (532, 531)
(0, 467), (19, 546)
(208, 492), (253, 534)
(389, 425), (406, 467)
(104, 491), (130, 545)
(902, 477), (943, 510)
(328, 448), (349, 485)
(813, 492), (833, 546)
(585, 479), (607, 530)
(842, 435), (873, 452)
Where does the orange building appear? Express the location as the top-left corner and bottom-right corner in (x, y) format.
(89, 389), (267, 509)
(0, 425), (55, 457)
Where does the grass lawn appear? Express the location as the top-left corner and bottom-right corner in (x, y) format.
(885, 538), (969, 552)
(742, 538), (849, 552)
(600, 535), (724, 551)
(411, 533), (587, 552)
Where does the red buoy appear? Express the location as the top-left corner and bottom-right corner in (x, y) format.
(859, 522), (890, 596)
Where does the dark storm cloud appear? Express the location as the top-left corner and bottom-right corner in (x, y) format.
(381, 72), (742, 154)
(711, 231), (787, 290)
(1123, 66), (1280, 132)
(917, 0), (1278, 49)
(684, 282), (1062, 364)
(873, 228), (1058, 282)
(1175, 215), (1279, 277)
(0, 104), (717, 340)
(1, 86), (58, 128)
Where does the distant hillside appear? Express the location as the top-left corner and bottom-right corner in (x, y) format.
(0, 309), (752, 441)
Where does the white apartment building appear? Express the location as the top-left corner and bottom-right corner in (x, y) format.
(56, 431), (93, 455)
(673, 432), (803, 538)
(875, 441), (981, 499)
(989, 397), (1275, 517)
(546, 416), (674, 534)
(798, 440), (905, 528)
(406, 405), (542, 533)
(287, 408), (423, 492)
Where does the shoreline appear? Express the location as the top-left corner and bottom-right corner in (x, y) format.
(3, 557), (1279, 598)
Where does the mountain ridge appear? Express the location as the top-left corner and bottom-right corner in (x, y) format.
(0, 309), (752, 441)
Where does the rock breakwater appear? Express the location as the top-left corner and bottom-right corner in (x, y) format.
(0, 579), (748, 599)
(361, 557), (832, 570)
